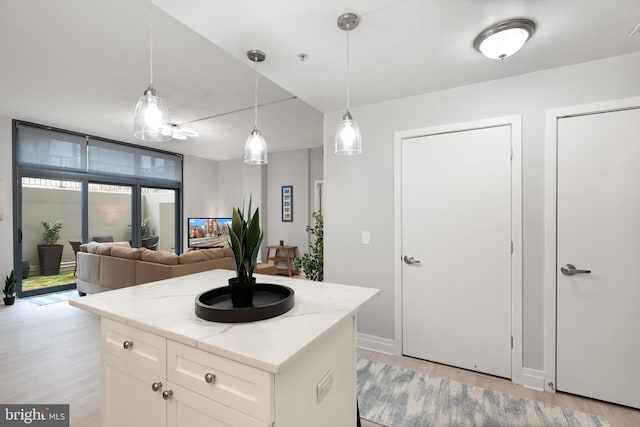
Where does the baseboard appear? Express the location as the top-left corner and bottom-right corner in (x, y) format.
(357, 333), (395, 355)
(521, 367), (546, 391)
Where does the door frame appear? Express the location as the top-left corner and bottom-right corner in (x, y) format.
(393, 115), (523, 383)
(543, 96), (640, 392)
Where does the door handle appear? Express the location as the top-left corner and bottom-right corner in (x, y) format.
(403, 255), (421, 265)
(561, 264), (591, 276)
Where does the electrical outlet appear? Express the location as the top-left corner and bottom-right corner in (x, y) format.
(316, 370), (333, 403)
(361, 231), (370, 245)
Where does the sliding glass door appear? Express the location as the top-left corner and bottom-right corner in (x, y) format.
(88, 183), (132, 244)
(19, 177), (81, 296)
(142, 187), (177, 253)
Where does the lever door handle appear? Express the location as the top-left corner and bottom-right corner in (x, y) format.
(403, 255), (421, 265)
(561, 264), (591, 276)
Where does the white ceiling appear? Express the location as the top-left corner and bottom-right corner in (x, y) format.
(1, 0), (640, 161)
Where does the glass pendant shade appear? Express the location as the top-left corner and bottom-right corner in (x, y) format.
(244, 127), (268, 164)
(335, 110), (362, 155)
(134, 85), (172, 141)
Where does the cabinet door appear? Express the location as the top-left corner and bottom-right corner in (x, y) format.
(102, 352), (166, 427)
(166, 383), (269, 427)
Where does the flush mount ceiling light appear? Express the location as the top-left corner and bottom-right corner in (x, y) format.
(335, 12), (362, 156)
(244, 49), (268, 165)
(474, 18), (536, 60)
(134, 0), (172, 141)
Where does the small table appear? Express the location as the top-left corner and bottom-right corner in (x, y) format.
(266, 245), (298, 276)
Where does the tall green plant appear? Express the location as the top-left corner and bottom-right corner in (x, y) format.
(41, 220), (63, 245)
(228, 200), (264, 283)
(293, 211), (323, 281)
(3, 270), (16, 298)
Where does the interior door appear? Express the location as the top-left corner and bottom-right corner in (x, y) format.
(402, 125), (512, 378)
(556, 108), (640, 408)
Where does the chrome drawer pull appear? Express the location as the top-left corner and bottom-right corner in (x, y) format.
(151, 382), (162, 392)
(162, 390), (173, 400)
(122, 340), (134, 350)
(204, 373), (216, 384)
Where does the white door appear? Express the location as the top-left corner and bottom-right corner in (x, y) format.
(402, 125), (512, 378)
(556, 108), (640, 408)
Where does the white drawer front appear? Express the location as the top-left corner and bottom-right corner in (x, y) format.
(102, 318), (166, 377)
(167, 341), (273, 423)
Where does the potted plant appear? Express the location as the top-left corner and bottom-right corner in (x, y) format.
(38, 219), (64, 276)
(228, 200), (263, 307)
(292, 211), (324, 281)
(3, 270), (16, 305)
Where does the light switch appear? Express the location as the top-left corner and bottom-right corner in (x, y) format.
(361, 231), (370, 245)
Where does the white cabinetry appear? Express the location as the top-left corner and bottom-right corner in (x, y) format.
(101, 319), (270, 427)
(70, 270), (378, 427)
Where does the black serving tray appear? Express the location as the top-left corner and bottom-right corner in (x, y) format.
(195, 283), (294, 323)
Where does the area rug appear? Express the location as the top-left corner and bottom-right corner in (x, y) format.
(356, 359), (610, 427)
(21, 290), (79, 307)
(21, 271), (76, 291)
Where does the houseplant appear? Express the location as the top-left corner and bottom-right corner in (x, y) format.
(3, 270), (16, 305)
(38, 219), (64, 276)
(292, 211), (324, 281)
(228, 200), (263, 307)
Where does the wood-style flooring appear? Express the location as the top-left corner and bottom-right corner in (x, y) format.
(1, 297), (638, 427)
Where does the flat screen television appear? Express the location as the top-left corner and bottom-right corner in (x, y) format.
(187, 217), (232, 249)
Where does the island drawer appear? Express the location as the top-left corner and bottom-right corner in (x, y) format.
(102, 318), (166, 377)
(167, 341), (273, 423)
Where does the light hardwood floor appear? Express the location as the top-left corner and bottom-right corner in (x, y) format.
(2, 297), (639, 427)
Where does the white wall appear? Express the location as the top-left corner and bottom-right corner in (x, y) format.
(0, 115), (13, 279)
(323, 52), (640, 371)
(183, 154), (218, 251)
(215, 158), (244, 217)
(308, 147), (323, 220)
(267, 150), (311, 256)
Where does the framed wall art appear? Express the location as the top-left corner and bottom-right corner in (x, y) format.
(281, 185), (293, 222)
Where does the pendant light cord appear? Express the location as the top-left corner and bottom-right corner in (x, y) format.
(346, 29), (350, 112)
(149, 0), (154, 86)
(254, 58), (258, 128)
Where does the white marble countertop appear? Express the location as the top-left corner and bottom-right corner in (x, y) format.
(70, 269), (379, 373)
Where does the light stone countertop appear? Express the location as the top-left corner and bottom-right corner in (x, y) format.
(70, 269), (379, 373)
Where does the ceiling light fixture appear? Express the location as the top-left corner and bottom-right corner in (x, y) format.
(244, 49), (268, 165)
(335, 12), (362, 156)
(474, 18), (536, 60)
(170, 124), (199, 140)
(134, 0), (172, 141)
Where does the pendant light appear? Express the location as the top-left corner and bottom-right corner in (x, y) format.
(244, 49), (268, 165)
(134, 0), (172, 141)
(335, 13), (362, 156)
(474, 19), (536, 60)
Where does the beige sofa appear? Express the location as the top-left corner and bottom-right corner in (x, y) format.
(76, 241), (275, 294)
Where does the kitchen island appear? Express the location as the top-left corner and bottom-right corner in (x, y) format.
(70, 268), (378, 427)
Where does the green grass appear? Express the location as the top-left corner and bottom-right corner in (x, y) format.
(22, 270), (76, 291)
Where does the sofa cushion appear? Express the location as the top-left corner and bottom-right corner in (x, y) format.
(103, 241), (132, 248)
(80, 244), (89, 253)
(141, 249), (179, 265)
(201, 248), (227, 260)
(111, 246), (143, 260)
(87, 242), (111, 256)
(178, 250), (210, 264)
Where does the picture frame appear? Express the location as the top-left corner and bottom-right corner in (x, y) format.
(281, 185), (293, 222)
